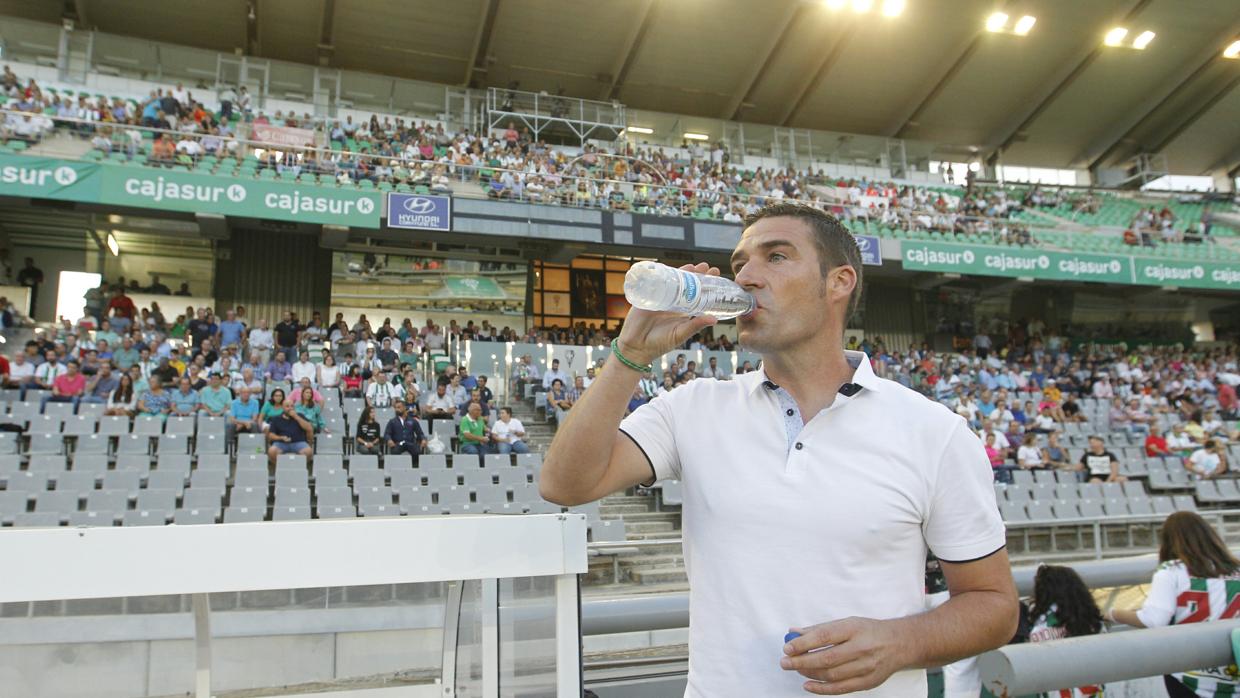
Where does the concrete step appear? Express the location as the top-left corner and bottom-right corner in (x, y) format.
(611, 511), (680, 527)
(618, 554), (684, 570)
(629, 566), (689, 585)
(628, 530), (681, 541)
(623, 520), (675, 535)
(601, 503), (652, 516)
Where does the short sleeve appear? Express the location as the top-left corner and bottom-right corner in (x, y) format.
(924, 419), (1007, 563)
(1136, 567), (1179, 628)
(618, 392), (682, 483)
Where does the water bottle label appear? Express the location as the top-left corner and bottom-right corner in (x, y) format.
(680, 271), (699, 305)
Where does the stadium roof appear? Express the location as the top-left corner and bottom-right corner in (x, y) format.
(5, 0), (1240, 176)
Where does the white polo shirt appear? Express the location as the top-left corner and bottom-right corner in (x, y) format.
(619, 351), (1005, 698)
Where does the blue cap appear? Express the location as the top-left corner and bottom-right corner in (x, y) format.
(784, 631), (801, 645)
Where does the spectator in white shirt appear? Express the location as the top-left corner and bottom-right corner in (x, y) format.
(542, 358), (568, 390)
(6, 352), (37, 394)
(248, 318), (274, 364)
(1187, 440), (1228, 480)
(1016, 434), (1047, 470)
(699, 356), (730, 379)
(291, 351), (317, 386)
(490, 406), (530, 455)
(422, 381), (456, 419)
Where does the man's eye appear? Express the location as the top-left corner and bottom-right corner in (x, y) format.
(769, 253), (786, 262)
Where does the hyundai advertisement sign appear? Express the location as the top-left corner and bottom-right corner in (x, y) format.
(388, 193), (451, 231)
(854, 234), (882, 266)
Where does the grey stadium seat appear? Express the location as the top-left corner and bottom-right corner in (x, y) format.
(316, 486), (353, 507)
(1127, 499), (1155, 516)
(230, 488), (269, 508)
(194, 434), (226, 455)
(14, 512), (62, 528)
(122, 510), (169, 526)
(56, 470), (99, 493)
(132, 416), (164, 436)
(316, 504), (357, 519)
(1174, 495), (1199, 512)
(462, 469), (494, 488)
(174, 508), (219, 525)
(352, 470), (387, 489)
(190, 469), (228, 490)
(224, 507), (266, 523)
(1026, 500), (1056, 521)
(359, 503), (400, 517)
(233, 470), (269, 489)
(69, 510), (120, 526)
(27, 433), (65, 455)
(274, 487), (311, 507)
(425, 469), (459, 490)
(591, 519), (627, 543)
(1152, 496), (1175, 515)
(236, 433), (266, 456)
(273, 506), (311, 521)
(418, 454), (448, 470)
(117, 435), (152, 455)
(6, 471), (50, 493)
(349, 454), (379, 471)
(389, 469), (423, 490)
(137, 489), (178, 512)
(146, 470), (186, 493)
(166, 416), (196, 436)
(88, 489), (131, 514)
(398, 486), (434, 512)
(72, 454), (109, 475)
(437, 486), (471, 508)
(1076, 500), (1105, 518)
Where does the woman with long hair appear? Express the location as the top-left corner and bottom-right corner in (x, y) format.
(318, 353), (340, 390)
(295, 386), (325, 433)
(259, 388), (286, 427)
(342, 365), (363, 398)
(354, 405), (381, 455)
(106, 373), (137, 417)
(1027, 565), (1105, 698)
(1109, 512), (1240, 697)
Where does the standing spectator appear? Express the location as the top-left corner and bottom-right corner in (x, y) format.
(1108, 512), (1240, 697)
(16, 257), (43, 318)
(355, 405), (382, 455)
(384, 399), (427, 464)
(1079, 435), (1126, 483)
(248, 318), (275, 364)
(218, 309), (246, 350)
(457, 401), (490, 461)
(265, 398), (314, 466)
(227, 386), (261, 442)
(106, 286), (137, 326)
(490, 406), (529, 455)
(274, 311), (301, 357)
(1027, 565), (1105, 697)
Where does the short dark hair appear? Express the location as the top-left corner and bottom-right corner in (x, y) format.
(500, 406), (512, 417)
(742, 202), (863, 319)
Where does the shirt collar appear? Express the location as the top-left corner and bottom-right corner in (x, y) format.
(745, 350), (884, 397)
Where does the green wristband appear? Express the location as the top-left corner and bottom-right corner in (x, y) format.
(611, 338), (652, 374)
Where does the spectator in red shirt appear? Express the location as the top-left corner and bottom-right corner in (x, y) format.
(1145, 428), (1170, 458)
(43, 359), (86, 410)
(107, 287), (136, 320)
(1219, 382), (1237, 420)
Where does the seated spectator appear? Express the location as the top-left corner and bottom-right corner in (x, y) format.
(44, 359), (86, 410)
(1145, 428), (1171, 458)
(341, 364), (364, 397)
(1079, 435), (1126, 483)
(1123, 397), (1153, 436)
(198, 372), (232, 417)
(151, 356), (179, 387)
(1029, 406), (1060, 434)
(984, 433), (1010, 480)
(1186, 440), (1228, 480)
(547, 378), (577, 423)
(259, 388), (287, 427)
(1016, 434), (1047, 470)
(384, 399), (426, 464)
(265, 398), (314, 466)
(355, 405), (382, 455)
(490, 406), (529, 455)
(232, 366), (263, 393)
(1044, 432), (1072, 471)
(6, 352), (37, 395)
(422, 381), (456, 419)
(365, 370), (403, 408)
(1167, 423), (1196, 455)
(80, 363), (119, 406)
(1026, 566), (1105, 697)
(227, 386), (261, 442)
(105, 373), (138, 417)
(291, 351), (317, 386)
(318, 354), (341, 390)
(1202, 409), (1226, 439)
(457, 401), (490, 461)
(265, 350), (292, 384)
(136, 379), (172, 421)
(169, 376), (199, 417)
(295, 386), (325, 433)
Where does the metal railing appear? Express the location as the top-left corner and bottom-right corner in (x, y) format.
(0, 514), (588, 698)
(0, 109), (1036, 243)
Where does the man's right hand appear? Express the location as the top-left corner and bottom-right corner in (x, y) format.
(616, 262), (721, 366)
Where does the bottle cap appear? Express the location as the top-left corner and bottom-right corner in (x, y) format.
(784, 631), (801, 645)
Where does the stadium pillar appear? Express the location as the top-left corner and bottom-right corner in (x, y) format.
(1209, 168), (1236, 194)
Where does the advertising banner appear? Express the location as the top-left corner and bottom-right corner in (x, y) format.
(853, 234), (882, 266)
(901, 240), (1133, 284)
(388, 193), (452, 231)
(0, 154), (102, 202)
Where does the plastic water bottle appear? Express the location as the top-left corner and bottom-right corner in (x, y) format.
(624, 261), (755, 319)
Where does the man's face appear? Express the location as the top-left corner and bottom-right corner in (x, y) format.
(180, 378), (190, 392)
(731, 217), (854, 353)
(394, 400), (406, 416)
(437, 384), (446, 396)
(468, 403), (482, 419)
(1089, 438), (1104, 452)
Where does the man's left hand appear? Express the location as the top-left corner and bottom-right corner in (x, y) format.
(780, 617), (909, 695)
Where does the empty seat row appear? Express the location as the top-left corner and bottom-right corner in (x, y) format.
(999, 495), (1195, 523)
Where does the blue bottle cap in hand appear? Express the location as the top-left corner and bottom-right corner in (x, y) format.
(784, 631), (801, 645)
